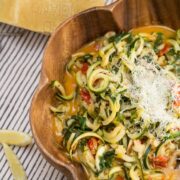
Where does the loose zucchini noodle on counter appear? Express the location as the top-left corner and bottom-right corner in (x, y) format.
(50, 26), (180, 180)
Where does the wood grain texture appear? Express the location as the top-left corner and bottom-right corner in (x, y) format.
(30, 0), (180, 179)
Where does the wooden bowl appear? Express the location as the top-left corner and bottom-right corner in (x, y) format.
(30, 0), (180, 179)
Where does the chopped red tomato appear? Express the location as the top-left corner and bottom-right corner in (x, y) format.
(81, 63), (89, 74)
(87, 137), (98, 155)
(174, 99), (180, 107)
(152, 155), (169, 168)
(116, 176), (124, 180)
(173, 85), (180, 107)
(80, 89), (91, 104)
(158, 44), (171, 56)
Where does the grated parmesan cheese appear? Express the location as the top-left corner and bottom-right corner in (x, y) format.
(130, 60), (180, 128)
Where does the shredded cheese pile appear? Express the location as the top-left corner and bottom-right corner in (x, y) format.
(131, 61), (179, 127)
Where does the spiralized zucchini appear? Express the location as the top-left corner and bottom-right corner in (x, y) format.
(50, 28), (180, 180)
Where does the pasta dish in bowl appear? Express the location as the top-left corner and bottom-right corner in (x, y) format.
(49, 26), (180, 180)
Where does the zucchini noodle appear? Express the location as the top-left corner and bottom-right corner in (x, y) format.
(50, 28), (180, 179)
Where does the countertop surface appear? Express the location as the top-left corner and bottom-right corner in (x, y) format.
(0, 0), (112, 179)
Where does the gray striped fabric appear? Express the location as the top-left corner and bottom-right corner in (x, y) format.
(0, 24), (65, 180)
(0, 0), (113, 179)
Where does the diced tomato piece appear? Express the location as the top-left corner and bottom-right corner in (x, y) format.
(158, 44), (171, 56)
(116, 176), (124, 180)
(81, 63), (89, 74)
(152, 155), (169, 168)
(80, 89), (91, 104)
(174, 99), (180, 107)
(87, 137), (98, 155)
(173, 85), (180, 107)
